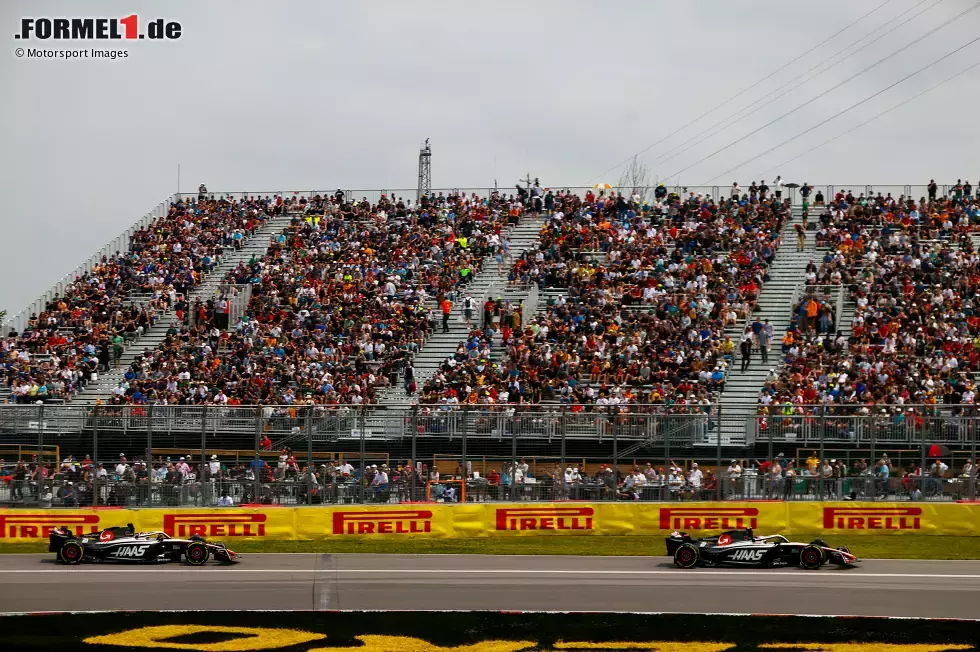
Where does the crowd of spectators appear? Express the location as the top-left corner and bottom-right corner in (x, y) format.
(98, 189), (528, 407)
(448, 185), (790, 407)
(761, 183), (980, 421)
(2, 195), (271, 403)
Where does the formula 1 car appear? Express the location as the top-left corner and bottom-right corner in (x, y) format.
(49, 523), (240, 565)
(666, 529), (857, 570)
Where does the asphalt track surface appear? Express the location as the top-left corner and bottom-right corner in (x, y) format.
(1, 554), (979, 618)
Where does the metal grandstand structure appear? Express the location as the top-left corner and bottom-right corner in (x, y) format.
(3, 181), (976, 456)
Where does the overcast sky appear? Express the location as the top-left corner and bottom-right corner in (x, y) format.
(1, 0), (979, 319)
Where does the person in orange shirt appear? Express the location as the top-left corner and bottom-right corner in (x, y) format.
(782, 330), (794, 354)
(440, 297), (452, 333)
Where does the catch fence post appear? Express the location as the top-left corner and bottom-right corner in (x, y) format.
(715, 404), (722, 500)
(920, 414), (927, 500)
(972, 414), (977, 501)
(511, 423), (518, 501)
(306, 407), (314, 506)
(92, 405), (100, 507)
(767, 414), (774, 499)
(36, 402), (44, 504)
(818, 413), (825, 499)
(253, 407), (261, 505)
(359, 408), (366, 504)
(200, 405), (208, 507)
(869, 412), (877, 500)
(461, 406), (469, 492)
(664, 410), (671, 502)
(146, 404), (154, 507)
(611, 407), (618, 496)
(559, 406), (566, 481)
(411, 405), (418, 503)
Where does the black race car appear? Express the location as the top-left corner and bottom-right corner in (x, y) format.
(49, 523), (240, 565)
(666, 528), (857, 570)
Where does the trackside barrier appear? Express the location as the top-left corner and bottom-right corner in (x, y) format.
(2, 502), (979, 545)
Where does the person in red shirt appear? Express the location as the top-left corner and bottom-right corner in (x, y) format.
(440, 298), (452, 333)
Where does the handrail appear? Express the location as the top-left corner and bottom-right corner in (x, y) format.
(175, 184), (974, 200)
(834, 284), (844, 336)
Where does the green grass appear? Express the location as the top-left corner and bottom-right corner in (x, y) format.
(10, 535), (979, 559)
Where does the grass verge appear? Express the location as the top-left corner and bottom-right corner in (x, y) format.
(0, 612), (977, 651)
(6, 535), (980, 559)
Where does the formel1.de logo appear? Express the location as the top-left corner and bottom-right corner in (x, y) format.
(15, 16), (182, 41)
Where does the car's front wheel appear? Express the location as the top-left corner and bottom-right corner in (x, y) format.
(185, 541), (210, 566)
(59, 540), (84, 565)
(674, 543), (700, 569)
(800, 545), (824, 570)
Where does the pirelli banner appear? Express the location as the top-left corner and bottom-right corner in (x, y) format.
(2, 502), (979, 545)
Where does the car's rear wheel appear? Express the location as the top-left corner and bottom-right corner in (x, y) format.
(674, 543), (700, 569)
(800, 545), (824, 570)
(185, 541), (210, 566)
(59, 540), (84, 565)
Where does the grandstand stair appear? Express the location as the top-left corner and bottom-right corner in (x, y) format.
(69, 214), (296, 407)
(381, 214), (549, 404)
(713, 204), (817, 446)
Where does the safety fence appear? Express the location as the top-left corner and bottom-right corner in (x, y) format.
(3, 469), (975, 510)
(181, 184), (964, 208)
(3, 403), (979, 444)
(1, 502), (977, 545)
(1, 404), (977, 505)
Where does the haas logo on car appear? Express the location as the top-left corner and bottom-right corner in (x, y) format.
(110, 544), (150, 558)
(730, 549), (765, 561)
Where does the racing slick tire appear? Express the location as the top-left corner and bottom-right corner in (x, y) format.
(674, 542), (700, 569)
(800, 544), (824, 570)
(185, 541), (210, 566)
(59, 540), (84, 565)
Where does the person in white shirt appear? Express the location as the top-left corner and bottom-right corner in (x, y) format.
(208, 455), (221, 479)
(726, 459), (742, 496)
(218, 492), (234, 507)
(688, 463), (703, 490)
(928, 460), (949, 496)
(564, 465), (581, 484)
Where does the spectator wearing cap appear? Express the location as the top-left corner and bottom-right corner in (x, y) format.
(688, 463), (703, 495)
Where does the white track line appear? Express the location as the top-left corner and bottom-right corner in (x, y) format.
(1, 569), (979, 578)
(0, 609), (977, 621)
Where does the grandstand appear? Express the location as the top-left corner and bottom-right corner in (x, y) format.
(1, 182), (978, 506)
